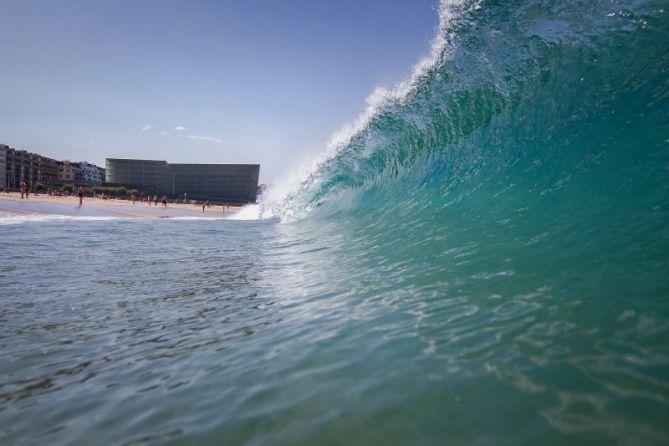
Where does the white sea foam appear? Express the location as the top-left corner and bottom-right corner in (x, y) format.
(225, 204), (263, 220)
(0, 214), (127, 225)
(0, 213), (228, 225)
(166, 216), (227, 221)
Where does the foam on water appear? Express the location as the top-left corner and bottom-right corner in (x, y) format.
(0, 213), (126, 225)
(226, 204), (263, 220)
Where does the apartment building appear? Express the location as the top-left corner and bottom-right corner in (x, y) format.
(0, 145), (7, 189)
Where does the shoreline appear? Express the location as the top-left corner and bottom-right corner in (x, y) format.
(0, 192), (241, 219)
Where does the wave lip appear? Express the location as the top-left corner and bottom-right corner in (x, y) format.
(262, 0), (482, 221)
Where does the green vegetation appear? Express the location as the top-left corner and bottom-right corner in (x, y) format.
(91, 186), (138, 198)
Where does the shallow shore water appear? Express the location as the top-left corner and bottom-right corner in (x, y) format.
(1, 214), (668, 445)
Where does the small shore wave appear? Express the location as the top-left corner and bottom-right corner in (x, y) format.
(0, 192), (243, 222)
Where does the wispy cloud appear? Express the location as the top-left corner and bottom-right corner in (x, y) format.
(174, 126), (188, 131)
(159, 131), (167, 135)
(186, 134), (223, 144)
(141, 123), (154, 131)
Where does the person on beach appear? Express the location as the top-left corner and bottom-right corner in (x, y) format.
(202, 200), (210, 213)
(78, 186), (84, 206)
(183, 192), (188, 204)
(20, 180), (26, 199)
(131, 193), (136, 205)
(153, 194), (158, 206)
(25, 181), (30, 199)
(161, 195), (167, 208)
(148, 195), (152, 206)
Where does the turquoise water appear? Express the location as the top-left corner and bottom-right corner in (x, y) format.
(2, 0), (669, 444)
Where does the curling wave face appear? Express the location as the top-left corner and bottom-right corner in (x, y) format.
(272, 0), (668, 225)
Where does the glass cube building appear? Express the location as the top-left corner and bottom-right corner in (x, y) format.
(105, 158), (259, 204)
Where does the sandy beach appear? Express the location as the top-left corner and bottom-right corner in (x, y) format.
(0, 192), (240, 219)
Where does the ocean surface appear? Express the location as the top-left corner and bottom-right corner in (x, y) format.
(2, 0), (669, 444)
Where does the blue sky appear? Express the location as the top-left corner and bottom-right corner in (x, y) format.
(0, 0), (439, 182)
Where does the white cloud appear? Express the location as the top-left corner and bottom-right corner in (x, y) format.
(141, 123), (154, 131)
(174, 126), (188, 131)
(160, 131), (167, 135)
(186, 134), (223, 144)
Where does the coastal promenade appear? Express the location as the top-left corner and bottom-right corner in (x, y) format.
(0, 192), (239, 219)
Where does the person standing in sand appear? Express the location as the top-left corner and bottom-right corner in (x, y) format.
(131, 193), (136, 205)
(20, 180), (26, 199)
(161, 195), (167, 208)
(78, 186), (84, 206)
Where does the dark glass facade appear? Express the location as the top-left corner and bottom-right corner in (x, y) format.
(105, 159), (169, 194)
(105, 158), (259, 203)
(169, 164), (259, 204)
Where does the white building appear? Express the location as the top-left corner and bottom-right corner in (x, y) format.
(79, 161), (103, 185)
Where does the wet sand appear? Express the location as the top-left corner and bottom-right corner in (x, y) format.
(0, 192), (239, 219)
